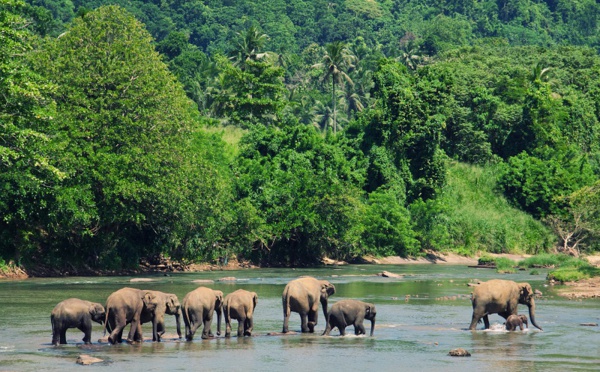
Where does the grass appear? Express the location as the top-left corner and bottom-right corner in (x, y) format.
(478, 255), (518, 273)
(442, 161), (555, 255)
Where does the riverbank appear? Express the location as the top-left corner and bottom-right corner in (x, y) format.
(3, 252), (600, 299)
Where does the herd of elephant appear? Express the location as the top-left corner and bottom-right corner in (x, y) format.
(50, 276), (542, 346)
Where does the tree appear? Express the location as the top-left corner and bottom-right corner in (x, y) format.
(0, 0), (62, 264)
(30, 5), (217, 268)
(313, 41), (356, 134)
(229, 25), (271, 70)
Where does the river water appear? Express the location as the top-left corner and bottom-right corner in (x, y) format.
(0, 264), (598, 371)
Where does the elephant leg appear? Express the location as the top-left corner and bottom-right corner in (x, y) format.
(78, 323), (92, 344)
(355, 322), (366, 336)
(224, 313), (232, 338)
(468, 312), (480, 330)
(483, 315), (490, 329)
(300, 312), (310, 333)
(339, 326), (346, 336)
(127, 319), (141, 343)
(244, 317), (253, 336)
(237, 317), (246, 337)
(60, 328), (68, 344)
(188, 321), (201, 341)
(201, 317), (213, 339)
(307, 310), (318, 333)
(108, 316), (126, 344)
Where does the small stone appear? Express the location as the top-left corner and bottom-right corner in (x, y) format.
(76, 354), (104, 365)
(580, 323), (598, 327)
(448, 348), (471, 357)
(378, 271), (403, 278)
(218, 277), (237, 281)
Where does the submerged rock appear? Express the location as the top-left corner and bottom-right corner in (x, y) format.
(448, 348), (471, 357)
(76, 354), (104, 365)
(377, 271), (403, 278)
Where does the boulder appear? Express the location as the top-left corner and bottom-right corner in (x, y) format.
(76, 355), (104, 365)
(448, 348), (471, 357)
(377, 271), (403, 278)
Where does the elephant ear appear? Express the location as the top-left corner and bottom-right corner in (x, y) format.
(215, 291), (224, 306)
(519, 283), (533, 300)
(143, 291), (157, 310)
(321, 282), (335, 296)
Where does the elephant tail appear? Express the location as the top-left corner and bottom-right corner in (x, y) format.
(103, 307), (111, 336)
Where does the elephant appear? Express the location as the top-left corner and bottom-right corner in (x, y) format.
(505, 314), (528, 331)
(223, 289), (258, 337)
(104, 287), (159, 344)
(50, 298), (105, 345)
(323, 299), (376, 337)
(181, 287), (223, 341)
(139, 290), (182, 341)
(282, 276), (335, 333)
(469, 279), (542, 331)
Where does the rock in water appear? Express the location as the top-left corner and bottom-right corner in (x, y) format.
(76, 354), (104, 365)
(448, 348), (471, 357)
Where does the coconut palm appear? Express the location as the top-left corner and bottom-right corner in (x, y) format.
(230, 26), (271, 70)
(313, 41), (356, 134)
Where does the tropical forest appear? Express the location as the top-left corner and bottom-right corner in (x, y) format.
(2, 0), (600, 278)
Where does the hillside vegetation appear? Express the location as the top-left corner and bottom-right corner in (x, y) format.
(2, 0), (600, 273)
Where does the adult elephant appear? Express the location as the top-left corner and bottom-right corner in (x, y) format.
(50, 298), (105, 345)
(104, 287), (159, 344)
(140, 290), (182, 342)
(223, 289), (258, 337)
(282, 276), (335, 333)
(469, 279), (542, 331)
(181, 287), (223, 341)
(323, 299), (376, 337)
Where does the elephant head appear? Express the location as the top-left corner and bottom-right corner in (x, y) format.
(364, 303), (377, 337)
(142, 291), (158, 313)
(214, 290), (224, 336)
(517, 282), (542, 331)
(319, 280), (336, 320)
(89, 303), (106, 325)
(165, 294), (182, 338)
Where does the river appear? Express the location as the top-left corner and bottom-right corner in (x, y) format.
(0, 264), (598, 371)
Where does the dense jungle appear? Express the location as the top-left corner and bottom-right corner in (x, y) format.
(2, 0), (600, 276)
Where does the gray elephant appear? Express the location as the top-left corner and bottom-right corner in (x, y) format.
(181, 287), (223, 340)
(505, 314), (528, 331)
(469, 279), (542, 331)
(282, 276), (335, 333)
(223, 289), (258, 337)
(104, 287), (159, 344)
(323, 299), (376, 336)
(50, 298), (105, 345)
(140, 290), (182, 341)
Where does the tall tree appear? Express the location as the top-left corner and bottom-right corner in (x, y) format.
(30, 5), (215, 268)
(0, 0), (61, 264)
(313, 41), (355, 134)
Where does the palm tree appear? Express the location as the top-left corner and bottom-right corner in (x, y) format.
(230, 26), (270, 70)
(313, 41), (356, 134)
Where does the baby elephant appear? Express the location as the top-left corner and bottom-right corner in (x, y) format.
(505, 314), (528, 331)
(51, 298), (106, 345)
(323, 299), (376, 336)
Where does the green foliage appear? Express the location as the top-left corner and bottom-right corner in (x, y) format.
(547, 264), (600, 282)
(0, 0), (62, 263)
(360, 189), (418, 257)
(498, 147), (596, 218)
(439, 162), (554, 255)
(234, 124), (366, 265)
(24, 5), (231, 269)
(518, 253), (588, 268)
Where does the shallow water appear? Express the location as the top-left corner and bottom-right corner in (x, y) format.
(0, 264), (598, 371)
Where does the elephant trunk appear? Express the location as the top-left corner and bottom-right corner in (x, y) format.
(528, 299), (543, 331)
(369, 317), (376, 337)
(175, 310), (182, 339)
